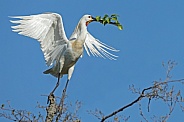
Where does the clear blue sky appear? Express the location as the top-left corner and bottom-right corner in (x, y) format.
(1, 0), (184, 121)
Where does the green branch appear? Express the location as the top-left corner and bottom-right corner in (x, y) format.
(95, 14), (123, 30)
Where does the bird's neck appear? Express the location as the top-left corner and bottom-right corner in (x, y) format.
(75, 22), (88, 43)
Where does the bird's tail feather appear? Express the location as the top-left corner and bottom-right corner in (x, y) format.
(43, 68), (63, 78)
(43, 68), (52, 74)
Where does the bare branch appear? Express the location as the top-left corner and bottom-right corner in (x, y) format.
(0, 101), (44, 122)
(138, 102), (149, 122)
(45, 94), (57, 122)
(101, 61), (184, 122)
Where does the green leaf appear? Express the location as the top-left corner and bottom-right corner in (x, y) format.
(96, 16), (101, 21)
(103, 14), (109, 19)
(103, 20), (107, 25)
(111, 14), (119, 18)
(112, 17), (117, 21)
(112, 17), (118, 23)
(117, 24), (123, 30)
(95, 14), (123, 30)
(106, 18), (111, 24)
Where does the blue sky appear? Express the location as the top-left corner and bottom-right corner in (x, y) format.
(1, 0), (184, 121)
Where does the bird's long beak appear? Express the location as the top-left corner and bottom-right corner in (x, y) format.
(92, 16), (97, 21)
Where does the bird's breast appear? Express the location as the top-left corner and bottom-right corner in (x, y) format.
(71, 41), (83, 51)
(63, 43), (83, 65)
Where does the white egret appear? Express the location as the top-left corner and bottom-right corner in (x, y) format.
(10, 13), (118, 93)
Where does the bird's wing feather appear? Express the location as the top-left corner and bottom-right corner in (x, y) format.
(10, 13), (68, 66)
(84, 32), (119, 60)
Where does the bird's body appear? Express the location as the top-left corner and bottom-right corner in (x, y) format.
(43, 16), (88, 80)
(10, 12), (118, 89)
(44, 39), (84, 79)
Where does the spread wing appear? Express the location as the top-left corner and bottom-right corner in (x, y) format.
(84, 32), (119, 60)
(10, 13), (68, 66)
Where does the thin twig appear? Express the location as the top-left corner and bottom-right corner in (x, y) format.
(101, 91), (145, 122)
(101, 79), (184, 122)
(138, 102), (149, 122)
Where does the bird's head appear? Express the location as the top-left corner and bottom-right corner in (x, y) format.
(81, 15), (96, 26)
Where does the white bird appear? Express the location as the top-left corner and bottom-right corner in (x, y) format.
(10, 12), (118, 93)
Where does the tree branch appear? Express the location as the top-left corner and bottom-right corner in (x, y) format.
(101, 87), (147, 122)
(45, 94), (57, 122)
(101, 78), (184, 122)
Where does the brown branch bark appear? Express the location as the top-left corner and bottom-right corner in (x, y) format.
(45, 94), (57, 122)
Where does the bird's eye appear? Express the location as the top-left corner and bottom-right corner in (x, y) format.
(88, 16), (91, 18)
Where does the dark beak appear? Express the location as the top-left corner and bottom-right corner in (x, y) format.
(92, 16), (97, 21)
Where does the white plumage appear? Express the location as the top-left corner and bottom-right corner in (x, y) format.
(10, 12), (118, 82)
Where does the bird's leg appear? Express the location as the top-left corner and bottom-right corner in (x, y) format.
(56, 79), (70, 120)
(59, 79), (70, 107)
(50, 58), (64, 95)
(57, 65), (74, 104)
(62, 65), (74, 93)
(63, 79), (69, 93)
(59, 79), (69, 104)
(48, 73), (61, 104)
(52, 73), (61, 94)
